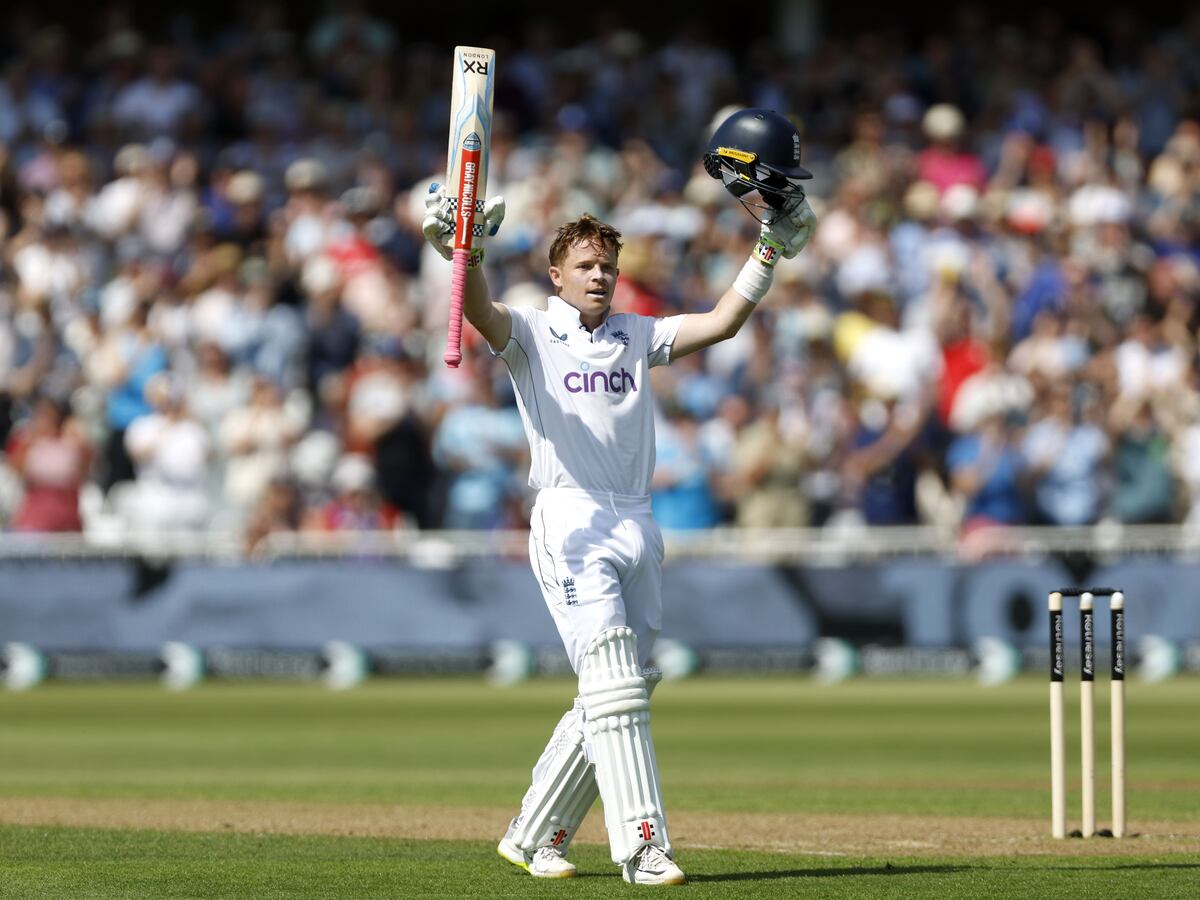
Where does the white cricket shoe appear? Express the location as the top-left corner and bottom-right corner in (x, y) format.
(497, 837), (577, 879)
(622, 844), (686, 885)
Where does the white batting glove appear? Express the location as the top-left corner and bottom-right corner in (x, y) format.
(753, 197), (817, 267)
(422, 183), (506, 266)
(422, 184), (456, 261)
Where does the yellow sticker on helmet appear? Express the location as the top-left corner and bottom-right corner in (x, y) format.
(717, 147), (757, 164)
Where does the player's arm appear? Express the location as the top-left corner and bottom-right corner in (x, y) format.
(462, 266), (511, 352)
(671, 287), (756, 360)
(672, 199), (816, 360)
(423, 184), (511, 352)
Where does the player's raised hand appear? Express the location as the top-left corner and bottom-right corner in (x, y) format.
(422, 183), (456, 260)
(482, 196), (506, 235)
(422, 182), (506, 262)
(757, 197), (817, 265)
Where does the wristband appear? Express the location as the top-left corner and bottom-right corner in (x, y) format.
(752, 234), (785, 268)
(732, 254), (775, 304)
(467, 247), (486, 270)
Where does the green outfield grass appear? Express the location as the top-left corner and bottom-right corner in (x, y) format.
(1, 676), (1198, 897)
(2, 676), (1198, 819)
(3, 827), (1200, 899)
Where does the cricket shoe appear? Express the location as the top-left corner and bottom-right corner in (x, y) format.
(622, 844), (686, 886)
(497, 837), (577, 878)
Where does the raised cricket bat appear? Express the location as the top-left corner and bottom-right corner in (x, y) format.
(444, 46), (496, 368)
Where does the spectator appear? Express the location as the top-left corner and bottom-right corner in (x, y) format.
(307, 0), (396, 68)
(2, 7), (1200, 542)
(5, 395), (91, 531)
(235, 259), (308, 390)
(243, 476), (304, 556)
(1113, 312), (1187, 402)
(89, 301), (168, 489)
(219, 375), (308, 510)
(137, 146), (198, 258)
(280, 158), (335, 266)
(947, 411), (1025, 533)
(124, 375), (211, 530)
(1109, 398), (1176, 524)
(723, 399), (809, 527)
(326, 186), (409, 339)
(948, 339), (1033, 434)
(917, 104), (987, 194)
(215, 170), (267, 249)
(1022, 384), (1109, 525)
(1176, 396), (1200, 526)
(1008, 310), (1087, 388)
(303, 453), (401, 531)
(185, 342), (250, 440)
(11, 218), (89, 309)
(651, 403), (721, 530)
(431, 365), (526, 529)
(699, 392), (750, 501)
(43, 149), (94, 230)
(342, 338), (419, 454)
(111, 46), (201, 140)
(935, 294), (989, 427)
(1, 303), (61, 423)
(841, 387), (929, 525)
(0, 61), (62, 147)
(87, 143), (150, 241)
(301, 256), (359, 411)
(186, 243), (244, 347)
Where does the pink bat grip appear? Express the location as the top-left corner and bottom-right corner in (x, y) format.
(444, 248), (469, 367)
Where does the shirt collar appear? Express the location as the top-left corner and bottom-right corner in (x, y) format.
(547, 295), (609, 334)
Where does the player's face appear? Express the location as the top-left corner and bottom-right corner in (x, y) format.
(550, 240), (619, 325)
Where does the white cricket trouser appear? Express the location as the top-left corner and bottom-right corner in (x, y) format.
(528, 488), (665, 671)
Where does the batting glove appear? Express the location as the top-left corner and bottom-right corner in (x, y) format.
(754, 197), (817, 267)
(422, 182), (506, 267)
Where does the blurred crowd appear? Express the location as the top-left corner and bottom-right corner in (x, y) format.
(3, 3), (1200, 549)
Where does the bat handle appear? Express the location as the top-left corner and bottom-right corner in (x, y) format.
(444, 248), (469, 368)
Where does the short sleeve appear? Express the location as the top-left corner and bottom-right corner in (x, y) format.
(647, 314), (686, 368)
(492, 305), (536, 371)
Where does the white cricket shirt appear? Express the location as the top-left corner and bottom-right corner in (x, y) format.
(493, 295), (684, 495)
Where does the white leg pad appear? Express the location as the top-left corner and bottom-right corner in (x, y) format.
(506, 669), (662, 855)
(579, 627), (671, 864)
(508, 700), (596, 853)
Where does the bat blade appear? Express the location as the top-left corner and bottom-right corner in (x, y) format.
(444, 45), (496, 368)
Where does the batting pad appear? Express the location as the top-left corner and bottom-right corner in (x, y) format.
(508, 668), (664, 855)
(579, 627), (671, 864)
(509, 702), (596, 853)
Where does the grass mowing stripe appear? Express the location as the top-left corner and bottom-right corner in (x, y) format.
(1, 677), (1199, 821)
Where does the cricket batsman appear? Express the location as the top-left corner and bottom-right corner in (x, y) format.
(423, 108), (816, 885)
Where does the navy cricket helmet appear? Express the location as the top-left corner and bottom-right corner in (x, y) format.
(703, 108), (812, 222)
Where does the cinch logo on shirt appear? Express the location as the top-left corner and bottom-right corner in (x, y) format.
(564, 367), (637, 394)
